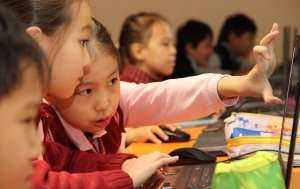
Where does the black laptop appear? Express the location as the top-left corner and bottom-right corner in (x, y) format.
(161, 35), (300, 189)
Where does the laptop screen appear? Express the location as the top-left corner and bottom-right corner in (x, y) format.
(278, 35), (300, 187)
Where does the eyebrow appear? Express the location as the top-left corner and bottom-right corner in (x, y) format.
(109, 67), (119, 77)
(79, 66), (119, 86)
(82, 24), (92, 33)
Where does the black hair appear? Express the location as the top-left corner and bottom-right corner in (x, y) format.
(217, 13), (257, 43)
(0, 6), (48, 99)
(176, 19), (213, 58)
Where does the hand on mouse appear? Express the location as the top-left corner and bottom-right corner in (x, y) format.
(121, 151), (179, 188)
(125, 124), (180, 144)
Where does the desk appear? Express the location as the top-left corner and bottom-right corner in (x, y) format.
(124, 126), (300, 189)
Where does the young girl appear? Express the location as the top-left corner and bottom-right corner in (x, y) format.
(0, 6), (47, 189)
(43, 14), (281, 185)
(2, 1), (177, 188)
(119, 12), (178, 144)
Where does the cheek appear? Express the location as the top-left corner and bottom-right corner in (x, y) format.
(0, 132), (30, 189)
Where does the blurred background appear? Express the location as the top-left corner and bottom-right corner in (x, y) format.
(90, 0), (300, 63)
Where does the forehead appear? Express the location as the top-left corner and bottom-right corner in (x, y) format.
(147, 20), (172, 41)
(84, 52), (118, 80)
(71, 1), (92, 34)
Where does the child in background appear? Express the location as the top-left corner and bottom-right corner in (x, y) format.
(2, 1), (177, 188)
(0, 6), (47, 189)
(169, 19), (216, 79)
(209, 13), (257, 75)
(119, 12), (178, 144)
(44, 15), (282, 188)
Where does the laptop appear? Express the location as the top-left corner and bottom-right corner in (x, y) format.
(161, 35), (300, 189)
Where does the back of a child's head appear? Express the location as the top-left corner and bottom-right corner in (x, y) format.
(119, 12), (168, 65)
(89, 17), (120, 65)
(0, 5), (48, 100)
(176, 20), (213, 57)
(217, 13), (257, 43)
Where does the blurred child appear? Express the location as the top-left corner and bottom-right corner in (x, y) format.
(0, 6), (47, 189)
(210, 13), (257, 74)
(44, 15), (282, 185)
(169, 19), (215, 78)
(119, 12), (178, 144)
(2, 1), (178, 188)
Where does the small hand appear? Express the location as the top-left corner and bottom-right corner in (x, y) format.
(121, 151), (178, 188)
(247, 23), (282, 104)
(126, 124), (180, 144)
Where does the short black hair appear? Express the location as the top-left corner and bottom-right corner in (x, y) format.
(217, 13), (257, 43)
(0, 6), (48, 99)
(176, 20), (213, 57)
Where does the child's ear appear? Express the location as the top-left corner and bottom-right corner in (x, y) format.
(130, 43), (145, 61)
(26, 26), (42, 40)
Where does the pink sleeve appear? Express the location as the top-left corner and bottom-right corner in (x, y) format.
(120, 74), (238, 127)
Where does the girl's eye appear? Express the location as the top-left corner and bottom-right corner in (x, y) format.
(79, 88), (92, 95)
(109, 78), (119, 86)
(80, 40), (89, 46)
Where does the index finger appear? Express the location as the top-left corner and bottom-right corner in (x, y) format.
(260, 23), (279, 46)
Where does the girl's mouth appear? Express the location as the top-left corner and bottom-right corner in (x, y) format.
(94, 117), (111, 128)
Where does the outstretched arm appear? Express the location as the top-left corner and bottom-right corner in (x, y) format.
(217, 23), (281, 104)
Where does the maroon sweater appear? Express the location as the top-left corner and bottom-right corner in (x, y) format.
(31, 103), (137, 189)
(120, 63), (163, 84)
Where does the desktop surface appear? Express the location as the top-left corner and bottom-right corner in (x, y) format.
(124, 126), (300, 189)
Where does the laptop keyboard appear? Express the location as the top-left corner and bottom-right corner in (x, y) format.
(186, 164), (216, 189)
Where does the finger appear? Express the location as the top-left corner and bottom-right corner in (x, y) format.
(153, 156), (179, 169)
(262, 90), (283, 104)
(161, 124), (177, 131)
(270, 23), (278, 33)
(153, 127), (169, 141)
(260, 25), (279, 46)
(253, 46), (270, 60)
(148, 133), (162, 144)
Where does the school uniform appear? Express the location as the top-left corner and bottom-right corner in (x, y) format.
(35, 75), (238, 189)
(120, 63), (163, 83)
(33, 104), (136, 189)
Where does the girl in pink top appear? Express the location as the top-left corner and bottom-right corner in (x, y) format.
(46, 16), (281, 186)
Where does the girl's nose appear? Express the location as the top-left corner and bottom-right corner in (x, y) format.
(94, 93), (110, 112)
(83, 48), (91, 74)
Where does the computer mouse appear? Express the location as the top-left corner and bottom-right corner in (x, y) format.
(160, 127), (191, 143)
(168, 147), (216, 166)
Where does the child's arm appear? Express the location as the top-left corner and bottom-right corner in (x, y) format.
(217, 23), (281, 104)
(43, 141), (136, 172)
(31, 160), (134, 189)
(120, 24), (280, 127)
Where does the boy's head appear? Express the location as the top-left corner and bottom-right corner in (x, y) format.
(177, 20), (213, 67)
(119, 12), (176, 78)
(50, 18), (120, 134)
(218, 13), (257, 57)
(0, 6), (48, 189)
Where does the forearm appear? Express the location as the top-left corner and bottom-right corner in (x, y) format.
(31, 160), (133, 189)
(217, 75), (246, 99)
